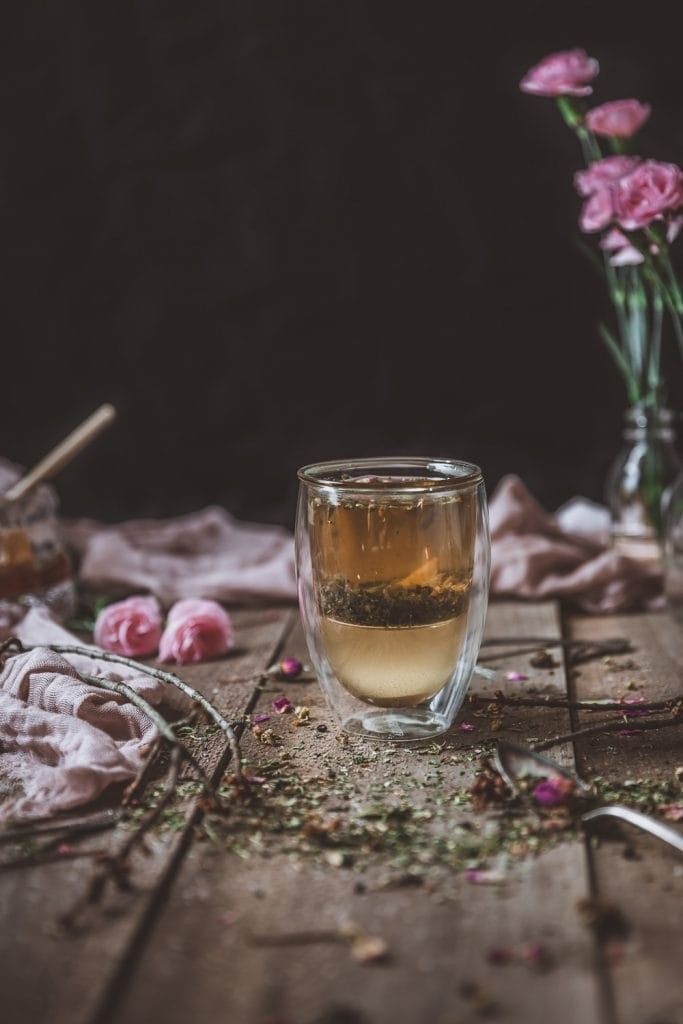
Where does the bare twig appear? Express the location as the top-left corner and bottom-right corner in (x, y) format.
(60, 744), (184, 932)
(478, 636), (631, 664)
(1, 637), (229, 917)
(122, 737), (162, 808)
(248, 929), (341, 947)
(15, 640), (243, 779)
(1, 847), (110, 872)
(468, 692), (682, 714)
(81, 675), (213, 792)
(533, 715), (683, 752)
(0, 809), (120, 844)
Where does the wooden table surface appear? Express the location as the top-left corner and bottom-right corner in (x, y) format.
(1, 601), (681, 1024)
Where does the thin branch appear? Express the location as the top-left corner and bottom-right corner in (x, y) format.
(533, 715), (683, 752)
(468, 693), (681, 714)
(0, 809), (120, 845)
(81, 675), (212, 792)
(122, 737), (163, 808)
(17, 640), (243, 779)
(249, 929), (342, 947)
(60, 743), (184, 932)
(478, 637), (631, 665)
(1, 847), (110, 872)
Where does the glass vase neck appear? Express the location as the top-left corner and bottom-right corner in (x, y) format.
(623, 406), (676, 443)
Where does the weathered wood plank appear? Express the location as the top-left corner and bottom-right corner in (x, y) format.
(566, 610), (683, 1024)
(106, 602), (605, 1024)
(1, 606), (294, 1024)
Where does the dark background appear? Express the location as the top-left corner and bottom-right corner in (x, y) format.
(3, 2), (682, 526)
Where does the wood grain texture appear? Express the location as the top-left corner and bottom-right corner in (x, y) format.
(567, 611), (683, 1024)
(105, 602), (604, 1024)
(0, 606), (293, 1024)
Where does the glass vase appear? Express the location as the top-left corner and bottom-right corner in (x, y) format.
(295, 457), (490, 741)
(664, 471), (683, 620)
(606, 406), (681, 563)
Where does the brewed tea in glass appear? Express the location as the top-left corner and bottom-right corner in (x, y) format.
(296, 458), (490, 740)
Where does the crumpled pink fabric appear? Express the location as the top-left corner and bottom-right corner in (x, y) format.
(489, 475), (661, 613)
(64, 506), (296, 607)
(0, 607), (163, 822)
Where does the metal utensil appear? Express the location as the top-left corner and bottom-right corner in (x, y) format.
(495, 740), (683, 856)
(582, 805), (683, 854)
(494, 739), (590, 794)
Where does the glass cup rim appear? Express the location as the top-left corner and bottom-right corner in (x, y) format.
(297, 456), (483, 494)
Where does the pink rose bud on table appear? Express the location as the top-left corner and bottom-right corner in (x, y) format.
(94, 595), (163, 657)
(159, 598), (234, 664)
(520, 49), (599, 97)
(585, 99), (651, 138)
(613, 160), (683, 230)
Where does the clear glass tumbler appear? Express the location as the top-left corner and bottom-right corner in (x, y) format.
(296, 458), (490, 741)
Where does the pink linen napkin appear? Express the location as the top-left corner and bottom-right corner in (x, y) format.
(65, 506), (297, 607)
(65, 480), (659, 612)
(489, 475), (661, 612)
(0, 607), (163, 822)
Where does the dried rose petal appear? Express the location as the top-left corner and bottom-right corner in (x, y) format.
(251, 713), (271, 724)
(464, 868), (506, 885)
(272, 696), (293, 714)
(617, 728), (644, 737)
(621, 697), (650, 718)
(505, 671), (529, 682)
(458, 722), (475, 733)
(661, 804), (683, 822)
(532, 776), (575, 807)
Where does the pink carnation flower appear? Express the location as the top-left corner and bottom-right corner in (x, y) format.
(574, 157), (643, 235)
(580, 189), (615, 233)
(613, 160), (683, 231)
(574, 156), (641, 198)
(159, 598), (234, 664)
(94, 595), (163, 657)
(520, 49), (599, 98)
(585, 99), (651, 139)
(600, 217), (682, 266)
(600, 228), (643, 266)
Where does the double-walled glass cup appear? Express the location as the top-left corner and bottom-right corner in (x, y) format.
(296, 458), (490, 741)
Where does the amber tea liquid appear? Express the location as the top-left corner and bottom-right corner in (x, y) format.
(310, 478), (475, 707)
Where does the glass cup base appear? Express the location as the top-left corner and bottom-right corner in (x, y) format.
(341, 707), (450, 743)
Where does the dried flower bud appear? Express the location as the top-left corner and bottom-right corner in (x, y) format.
(279, 656), (303, 678)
